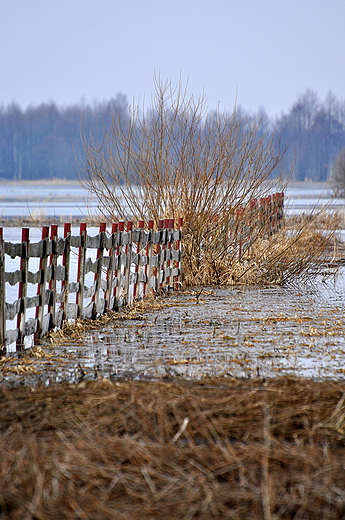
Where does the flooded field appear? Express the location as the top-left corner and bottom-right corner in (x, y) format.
(2, 271), (345, 386)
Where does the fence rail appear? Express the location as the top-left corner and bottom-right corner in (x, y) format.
(0, 218), (183, 352)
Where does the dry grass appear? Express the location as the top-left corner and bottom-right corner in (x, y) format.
(182, 209), (340, 287)
(1, 377), (345, 519)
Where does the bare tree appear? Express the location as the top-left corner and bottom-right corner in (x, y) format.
(77, 76), (288, 285)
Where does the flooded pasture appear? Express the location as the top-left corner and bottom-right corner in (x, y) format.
(1, 180), (345, 386)
(2, 272), (345, 386)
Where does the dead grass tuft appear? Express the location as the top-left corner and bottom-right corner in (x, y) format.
(1, 377), (345, 519)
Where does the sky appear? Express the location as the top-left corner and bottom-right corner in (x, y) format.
(1, 0), (345, 119)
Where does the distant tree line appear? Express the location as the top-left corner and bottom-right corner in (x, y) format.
(0, 94), (128, 181)
(0, 89), (344, 182)
(274, 89), (345, 182)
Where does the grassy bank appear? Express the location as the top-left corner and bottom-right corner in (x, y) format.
(1, 377), (345, 519)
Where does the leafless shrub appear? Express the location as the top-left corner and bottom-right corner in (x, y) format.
(76, 76), (341, 287)
(76, 76), (292, 285)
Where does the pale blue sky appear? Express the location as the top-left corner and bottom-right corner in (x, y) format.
(1, 0), (345, 118)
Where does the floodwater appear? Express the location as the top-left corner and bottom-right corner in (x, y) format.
(1, 180), (344, 219)
(1, 180), (345, 386)
(2, 274), (345, 386)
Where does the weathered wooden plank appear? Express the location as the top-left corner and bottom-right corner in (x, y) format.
(55, 289), (64, 304)
(140, 271), (148, 284)
(118, 252), (127, 267)
(57, 237), (66, 255)
(42, 313), (52, 336)
(68, 281), (79, 294)
(27, 270), (42, 284)
(120, 231), (131, 246)
(86, 234), (101, 249)
(85, 257), (98, 274)
(100, 279), (108, 292)
(172, 267), (180, 278)
(83, 301), (94, 318)
(25, 295), (40, 309)
(67, 302), (77, 319)
(114, 222), (124, 310)
(44, 288), (52, 306)
(172, 249), (181, 262)
(152, 231), (161, 244)
(70, 235), (82, 248)
(141, 230), (150, 248)
(29, 240), (45, 258)
(124, 222), (133, 306)
(5, 300), (21, 321)
(5, 270), (23, 286)
(84, 282), (96, 299)
(130, 272), (138, 285)
(149, 275), (157, 290)
(173, 229), (182, 241)
(97, 298), (105, 315)
(5, 328), (19, 347)
(4, 242), (24, 259)
(103, 256), (110, 269)
(132, 229), (141, 243)
(151, 255), (160, 268)
(55, 264), (65, 281)
(131, 252), (140, 265)
(55, 309), (64, 330)
(23, 318), (38, 336)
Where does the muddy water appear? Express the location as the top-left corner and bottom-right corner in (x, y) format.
(2, 271), (345, 386)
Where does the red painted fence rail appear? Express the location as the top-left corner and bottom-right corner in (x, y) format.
(0, 218), (183, 353)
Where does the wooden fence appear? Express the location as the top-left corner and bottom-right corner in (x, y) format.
(235, 192), (284, 260)
(207, 192), (285, 260)
(0, 218), (183, 353)
(0, 193), (284, 353)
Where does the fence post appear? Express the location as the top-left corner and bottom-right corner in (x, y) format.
(35, 226), (49, 341)
(133, 221), (144, 301)
(124, 221), (133, 306)
(115, 221), (125, 309)
(105, 223), (117, 311)
(236, 208), (243, 261)
(166, 219), (173, 292)
(49, 225), (58, 329)
(17, 228), (29, 351)
(156, 219), (164, 294)
(0, 228), (5, 353)
(144, 220), (154, 298)
(92, 222), (106, 318)
(174, 218), (183, 291)
(62, 223), (71, 324)
(77, 223), (87, 317)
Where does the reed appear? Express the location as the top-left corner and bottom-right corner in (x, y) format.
(1, 377), (345, 519)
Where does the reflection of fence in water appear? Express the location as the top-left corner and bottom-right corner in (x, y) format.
(0, 218), (183, 353)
